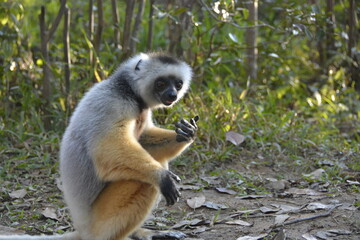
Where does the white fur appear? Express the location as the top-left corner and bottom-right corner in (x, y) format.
(116, 52), (192, 108)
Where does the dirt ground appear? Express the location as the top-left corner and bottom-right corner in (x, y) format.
(147, 164), (360, 240)
(151, 186), (359, 240)
(0, 162), (359, 240)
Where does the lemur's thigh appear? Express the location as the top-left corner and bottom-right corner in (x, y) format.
(90, 180), (158, 240)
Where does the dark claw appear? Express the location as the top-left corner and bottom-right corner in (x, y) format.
(190, 116), (199, 129)
(169, 171), (181, 183)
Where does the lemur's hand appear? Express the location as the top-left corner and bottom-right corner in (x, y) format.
(175, 116), (199, 142)
(159, 170), (181, 206)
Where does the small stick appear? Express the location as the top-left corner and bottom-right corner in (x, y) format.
(272, 205), (340, 228)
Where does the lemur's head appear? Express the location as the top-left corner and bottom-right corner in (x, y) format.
(122, 52), (192, 108)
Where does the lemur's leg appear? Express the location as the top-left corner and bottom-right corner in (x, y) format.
(90, 180), (158, 240)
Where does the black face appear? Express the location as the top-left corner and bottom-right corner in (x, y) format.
(154, 75), (183, 106)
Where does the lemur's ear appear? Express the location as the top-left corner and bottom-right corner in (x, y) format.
(135, 59), (142, 71)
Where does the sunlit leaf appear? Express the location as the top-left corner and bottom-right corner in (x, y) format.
(41, 207), (59, 221)
(59, 98), (66, 112)
(9, 189), (27, 199)
(36, 59), (43, 66)
(186, 195), (206, 209)
(269, 53), (279, 58)
(225, 131), (245, 146)
(228, 33), (238, 43)
(94, 70), (102, 82)
(0, 16), (8, 25)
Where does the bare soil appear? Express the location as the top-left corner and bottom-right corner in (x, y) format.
(1, 163), (359, 240)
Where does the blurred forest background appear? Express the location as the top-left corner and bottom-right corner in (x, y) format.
(0, 0), (360, 236)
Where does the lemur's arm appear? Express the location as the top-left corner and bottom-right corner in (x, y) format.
(139, 116), (199, 163)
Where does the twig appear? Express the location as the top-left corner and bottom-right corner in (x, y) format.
(197, 0), (274, 30)
(147, 0), (155, 50)
(272, 205), (340, 228)
(47, 0), (67, 42)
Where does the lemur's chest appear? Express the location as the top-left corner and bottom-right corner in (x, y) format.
(134, 109), (149, 139)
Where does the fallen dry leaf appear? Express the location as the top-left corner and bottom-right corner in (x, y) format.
(236, 195), (269, 199)
(346, 180), (360, 185)
(192, 226), (207, 234)
(259, 206), (279, 214)
(266, 180), (289, 191)
(200, 176), (221, 185)
(236, 233), (268, 240)
(225, 131), (245, 146)
(9, 189), (27, 199)
(274, 214), (290, 225)
(215, 187), (237, 195)
(41, 207), (59, 221)
(225, 219), (252, 226)
(285, 188), (323, 196)
(315, 229), (351, 239)
(171, 219), (209, 229)
(178, 184), (202, 191)
(303, 168), (325, 180)
(186, 195), (206, 209)
(203, 201), (228, 210)
(152, 230), (187, 239)
(302, 233), (317, 240)
(0, 225), (26, 235)
(270, 204), (301, 214)
(306, 202), (336, 210)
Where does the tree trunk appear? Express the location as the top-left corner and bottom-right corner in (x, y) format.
(94, 0), (104, 54)
(147, 0), (155, 51)
(348, 0), (359, 91)
(122, 0), (136, 59)
(130, 0), (146, 54)
(39, 6), (51, 130)
(111, 0), (121, 50)
(63, 5), (71, 116)
(167, 0), (194, 58)
(326, 0), (335, 61)
(88, 0), (94, 66)
(38, 0), (67, 130)
(347, 0), (356, 58)
(245, 0), (258, 81)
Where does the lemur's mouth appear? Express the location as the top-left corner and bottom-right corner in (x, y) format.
(164, 100), (174, 106)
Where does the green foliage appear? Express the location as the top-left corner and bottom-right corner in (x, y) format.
(0, 0), (359, 185)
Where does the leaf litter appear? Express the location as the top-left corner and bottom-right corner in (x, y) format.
(147, 164), (359, 240)
(1, 161), (359, 239)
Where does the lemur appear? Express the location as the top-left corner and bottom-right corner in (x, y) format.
(0, 52), (198, 240)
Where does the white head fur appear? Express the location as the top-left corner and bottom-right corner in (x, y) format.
(116, 52), (193, 109)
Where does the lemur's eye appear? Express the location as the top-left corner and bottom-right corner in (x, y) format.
(155, 79), (166, 90)
(175, 81), (183, 91)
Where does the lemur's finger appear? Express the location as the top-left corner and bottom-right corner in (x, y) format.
(175, 122), (195, 135)
(189, 119), (198, 129)
(169, 171), (181, 183)
(180, 119), (195, 130)
(176, 128), (191, 138)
